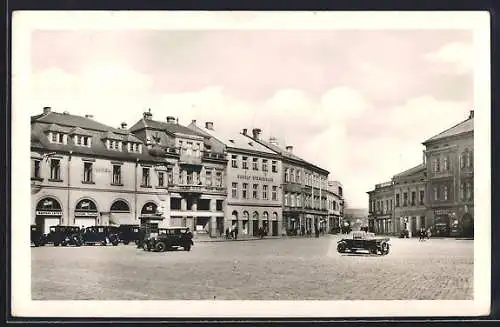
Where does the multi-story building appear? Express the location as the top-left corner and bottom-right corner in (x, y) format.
(188, 123), (283, 236)
(422, 110), (474, 237)
(248, 135), (330, 234)
(392, 163), (428, 237)
(129, 111), (227, 237)
(367, 181), (394, 234)
(326, 180), (344, 233)
(31, 107), (172, 234)
(367, 110), (474, 238)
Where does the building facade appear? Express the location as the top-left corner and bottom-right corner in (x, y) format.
(129, 111), (227, 237)
(188, 123), (283, 236)
(367, 110), (474, 238)
(422, 111), (474, 237)
(392, 164), (429, 237)
(31, 107), (172, 234)
(249, 135), (331, 235)
(367, 181), (394, 234)
(326, 180), (344, 233)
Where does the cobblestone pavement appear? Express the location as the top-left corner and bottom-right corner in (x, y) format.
(31, 235), (473, 300)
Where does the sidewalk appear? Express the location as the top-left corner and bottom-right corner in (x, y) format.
(195, 234), (335, 243)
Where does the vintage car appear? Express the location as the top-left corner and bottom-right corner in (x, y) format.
(117, 224), (140, 245)
(44, 225), (82, 247)
(30, 224), (46, 247)
(337, 231), (390, 255)
(142, 227), (194, 252)
(81, 225), (120, 246)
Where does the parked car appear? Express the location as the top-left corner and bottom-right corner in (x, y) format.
(142, 227), (193, 252)
(81, 225), (120, 246)
(118, 224), (140, 245)
(45, 225), (82, 247)
(30, 224), (46, 247)
(337, 231), (390, 255)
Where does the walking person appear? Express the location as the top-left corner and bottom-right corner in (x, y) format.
(234, 226), (239, 240)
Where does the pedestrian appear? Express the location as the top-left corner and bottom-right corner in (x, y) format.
(426, 228), (432, 240)
(234, 226), (239, 240)
(225, 227), (230, 240)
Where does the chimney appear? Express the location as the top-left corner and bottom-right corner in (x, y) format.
(252, 128), (262, 140)
(121, 122), (128, 129)
(242, 128), (248, 135)
(205, 122), (214, 130)
(191, 119), (197, 125)
(43, 106), (51, 114)
(143, 109), (153, 120)
(469, 110), (474, 119)
(286, 145), (293, 153)
(269, 136), (278, 145)
(166, 116), (176, 124)
(85, 114), (94, 119)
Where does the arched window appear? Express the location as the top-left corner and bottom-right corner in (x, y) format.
(75, 199), (98, 212)
(110, 200), (130, 212)
(231, 210), (238, 220)
(252, 211), (259, 220)
(243, 211), (249, 220)
(285, 168), (289, 182)
(36, 197), (62, 211)
(263, 212), (269, 220)
(141, 202), (158, 215)
(272, 212), (278, 220)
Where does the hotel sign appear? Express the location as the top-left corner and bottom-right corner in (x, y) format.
(74, 211), (98, 217)
(36, 210), (62, 216)
(434, 209), (452, 215)
(237, 175), (274, 182)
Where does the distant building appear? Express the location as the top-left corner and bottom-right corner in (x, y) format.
(343, 208), (368, 231)
(392, 164), (428, 237)
(422, 110), (474, 237)
(367, 181), (394, 234)
(326, 180), (344, 232)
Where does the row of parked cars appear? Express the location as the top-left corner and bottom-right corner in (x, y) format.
(30, 224), (140, 247)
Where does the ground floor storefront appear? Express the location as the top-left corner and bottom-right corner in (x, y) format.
(430, 205), (474, 238)
(282, 210), (330, 236)
(225, 204), (283, 237)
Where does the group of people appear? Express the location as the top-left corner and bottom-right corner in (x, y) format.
(224, 226), (239, 240)
(286, 225), (327, 238)
(418, 227), (432, 241)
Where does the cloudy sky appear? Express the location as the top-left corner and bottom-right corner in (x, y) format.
(26, 20), (475, 208)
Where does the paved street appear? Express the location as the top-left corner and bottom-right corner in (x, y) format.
(31, 235), (473, 300)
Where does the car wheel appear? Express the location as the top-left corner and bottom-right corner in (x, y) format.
(54, 242), (59, 247)
(143, 243), (150, 251)
(337, 242), (347, 253)
(112, 240), (119, 246)
(185, 244), (191, 251)
(381, 242), (389, 255)
(123, 241), (130, 245)
(155, 242), (166, 252)
(370, 246), (378, 255)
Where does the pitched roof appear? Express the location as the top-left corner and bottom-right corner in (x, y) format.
(393, 163), (426, 179)
(423, 116), (473, 144)
(33, 111), (126, 134)
(190, 124), (277, 155)
(129, 118), (206, 138)
(69, 126), (93, 136)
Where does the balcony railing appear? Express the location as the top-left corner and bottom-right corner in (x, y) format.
(430, 170), (453, 178)
(202, 151), (226, 160)
(170, 183), (226, 193)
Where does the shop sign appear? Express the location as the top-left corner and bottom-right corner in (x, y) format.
(74, 211), (98, 217)
(95, 168), (111, 174)
(434, 209), (453, 216)
(36, 210), (62, 216)
(237, 174), (274, 182)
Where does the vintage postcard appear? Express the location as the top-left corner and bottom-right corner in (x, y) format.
(11, 11), (490, 318)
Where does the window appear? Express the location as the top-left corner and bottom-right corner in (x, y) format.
(83, 136), (89, 146)
(252, 158), (259, 170)
(411, 192), (416, 206)
(443, 186), (448, 200)
(443, 156), (449, 171)
(285, 168), (289, 182)
(252, 184), (259, 199)
(242, 183), (248, 199)
(205, 171), (212, 186)
(385, 200), (389, 213)
(460, 183), (465, 200)
(263, 185), (268, 200)
(167, 168), (173, 185)
(272, 186), (277, 200)
(296, 170), (301, 183)
(390, 199), (393, 211)
(395, 194), (400, 207)
(403, 192), (408, 206)
(112, 165), (121, 185)
(339, 187), (343, 196)
(433, 187), (438, 200)
(466, 151), (472, 168)
(83, 162), (93, 183)
(158, 172), (164, 187)
(419, 190), (425, 205)
(232, 182), (238, 198)
(436, 158), (440, 172)
(466, 182), (472, 200)
(58, 133), (64, 143)
(215, 171), (222, 187)
(291, 194), (296, 207)
(51, 133), (57, 142)
(32, 159), (41, 179)
(231, 155), (238, 168)
(284, 194), (289, 206)
(76, 135), (82, 145)
(187, 172), (193, 185)
(142, 167), (150, 187)
(290, 169), (295, 182)
(262, 159), (268, 172)
(242, 156), (248, 170)
(50, 159), (60, 180)
(272, 161), (278, 173)
(297, 194), (301, 207)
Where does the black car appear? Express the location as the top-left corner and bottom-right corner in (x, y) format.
(337, 231), (390, 255)
(82, 226), (120, 246)
(45, 225), (82, 247)
(30, 224), (46, 247)
(118, 224), (140, 245)
(142, 227), (193, 252)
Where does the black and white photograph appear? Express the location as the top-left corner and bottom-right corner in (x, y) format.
(11, 11), (490, 318)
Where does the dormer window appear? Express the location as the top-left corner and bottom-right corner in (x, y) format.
(106, 139), (122, 151)
(74, 135), (92, 147)
(127, 142), (142, 153)
(49, 132), (66, 144)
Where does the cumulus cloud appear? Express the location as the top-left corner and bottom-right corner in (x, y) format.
(424, 41), (473, 74)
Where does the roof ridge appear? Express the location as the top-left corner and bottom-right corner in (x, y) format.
(423, 116), (472, 144)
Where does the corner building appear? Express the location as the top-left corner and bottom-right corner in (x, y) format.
(367, 181), (394, 234)
(129, 111), (227, 237)
(31, 107), (172, 234)
(188, 123), (283, 236)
